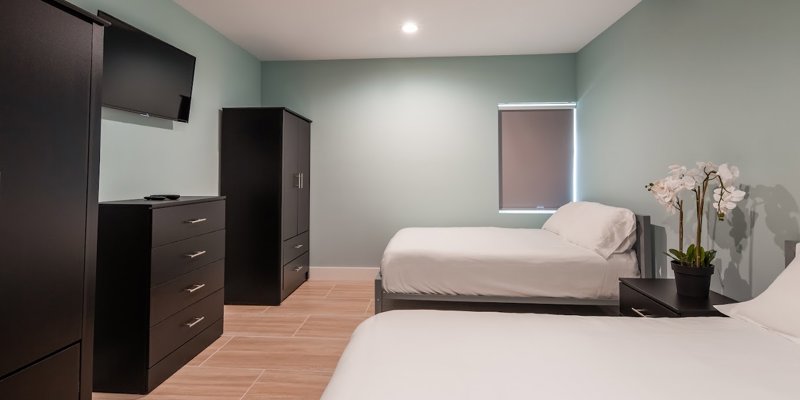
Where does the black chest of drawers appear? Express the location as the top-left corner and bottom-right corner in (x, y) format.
(93, 196), (226, 394)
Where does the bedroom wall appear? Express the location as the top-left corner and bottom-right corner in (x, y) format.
(67, 0), (261, 201)
(262, 55), (576, 268)
(577, 0), (800, 299)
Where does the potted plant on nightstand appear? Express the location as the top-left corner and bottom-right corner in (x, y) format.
(646, 162), (745, 298)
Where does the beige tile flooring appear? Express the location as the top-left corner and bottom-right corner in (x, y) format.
(93, 280), (373, 400)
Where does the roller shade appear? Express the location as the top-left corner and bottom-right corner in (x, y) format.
(499, 108), (574, 211)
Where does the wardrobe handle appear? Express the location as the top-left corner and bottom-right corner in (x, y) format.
(184, 316), (205, 328)
(299, 172), (304, 189)
(185, 250), (207, 259)
(292, 265), (304, 272)
(185, 218), (207, 224)
(293, 244), (304, 249)
(184, 283), (206, 293)
(294, 173), (302, 188)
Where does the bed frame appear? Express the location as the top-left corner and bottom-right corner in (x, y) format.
(786, 240), (798, 267)
(375, 215), (654, 313)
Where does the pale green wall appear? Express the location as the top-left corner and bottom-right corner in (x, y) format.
(68, 0), (261, 201)
(577, 0), (800, 299)
(262, 56), (576, 267)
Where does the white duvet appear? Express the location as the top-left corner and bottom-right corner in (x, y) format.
(322, 310), (800, 400)
(381, 227), (638, 299)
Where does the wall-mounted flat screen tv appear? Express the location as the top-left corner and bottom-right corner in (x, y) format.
(99, 11), (196, 122)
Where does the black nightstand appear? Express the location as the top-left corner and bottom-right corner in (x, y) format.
(619, 278), (737, 317)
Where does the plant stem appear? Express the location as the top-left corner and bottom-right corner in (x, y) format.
(695, 186), (702, 266)
(695, 170), (713, 266)
(678, 200), (684, 253)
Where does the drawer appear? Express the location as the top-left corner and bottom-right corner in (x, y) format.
(282, 231), (309, 266)
(619, 284), (679, 318)
(151, 230), (225, 286)
(149, 289), (223, 367)
(147, 319), (223, 393)
(150, 260), (225, 326)
(152, 201), (225, 247)
(282, 252), (309, 299)
(0, 344), (79, 400)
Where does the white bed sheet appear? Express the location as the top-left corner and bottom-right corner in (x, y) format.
(381, 227), (638, 299)
(322, 310), (800, 400)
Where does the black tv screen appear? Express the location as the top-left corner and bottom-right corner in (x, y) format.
(99, 11), (196, 122)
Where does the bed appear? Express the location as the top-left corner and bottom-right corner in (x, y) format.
(325, 242), (800, 400)
(375, 203), (654, 313)
(322, 310), (799, 400)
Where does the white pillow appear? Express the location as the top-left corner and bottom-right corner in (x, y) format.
(716, 244), (800, 343)
(542, 201), (637, 259)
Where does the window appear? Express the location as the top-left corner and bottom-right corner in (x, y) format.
(498, 103), (576, 213)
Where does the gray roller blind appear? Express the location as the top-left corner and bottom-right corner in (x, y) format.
(499, 108), (574, 210)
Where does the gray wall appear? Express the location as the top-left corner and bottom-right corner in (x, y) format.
(262, 56), (576, 267)
(577, 0), (800, 299)
(68, 0), (262, 201)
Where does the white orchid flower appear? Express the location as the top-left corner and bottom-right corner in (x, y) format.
(717, 163), (740, 185)
(712, 186), (746, 217)
(696, 161), (718, 172)
(668, 164), (687, 175)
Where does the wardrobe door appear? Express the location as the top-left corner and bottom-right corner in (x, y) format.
(297, 119), (310, 234)
(281, 112), (300, 240)
(0, 0), (92, 378)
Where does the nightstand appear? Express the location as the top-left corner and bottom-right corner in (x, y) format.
(619, 278), (736, 317)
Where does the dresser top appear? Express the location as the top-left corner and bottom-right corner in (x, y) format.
(100, 196), (225, 208)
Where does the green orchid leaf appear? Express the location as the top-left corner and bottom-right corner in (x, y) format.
(668, 249), (685, 258)
(704, 250), (717, 266)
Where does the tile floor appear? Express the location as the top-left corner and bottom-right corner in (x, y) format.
(93, 280), (374, 400)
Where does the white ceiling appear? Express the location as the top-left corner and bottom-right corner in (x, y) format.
(175, 0), (641, 61)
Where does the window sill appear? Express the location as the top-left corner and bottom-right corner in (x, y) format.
(498, 209), (557, 214)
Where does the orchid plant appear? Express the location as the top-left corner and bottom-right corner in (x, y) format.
(646, 162), (746, 268)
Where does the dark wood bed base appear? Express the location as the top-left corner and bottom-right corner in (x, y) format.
(375, 215), (654, 314)
(786, 241), (798, 267)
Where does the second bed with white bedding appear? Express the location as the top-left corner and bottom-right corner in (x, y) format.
(322, 310), (800, 400)
(381, 227), (639, 300)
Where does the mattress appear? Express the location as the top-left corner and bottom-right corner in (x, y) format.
(381, 227), (638, 299)
(322, 310), (800, 400)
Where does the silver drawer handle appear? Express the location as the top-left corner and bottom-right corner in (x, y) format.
(184, 316), (205, 328)
(293, 244), (304, 249)
(184, 283), (206, 293)
(185, 250), (207, 259)
(631, 308), (653, 318)
(185, 218), (208, 224)
(293, 265), (304, 272)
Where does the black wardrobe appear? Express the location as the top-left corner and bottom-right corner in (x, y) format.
(220, 108), (311, 305)
(0, 1), (104, 399)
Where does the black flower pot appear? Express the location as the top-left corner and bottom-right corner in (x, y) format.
(671, 261), (714, 298)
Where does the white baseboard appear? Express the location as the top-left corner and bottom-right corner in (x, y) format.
(310, 266), (379, 281)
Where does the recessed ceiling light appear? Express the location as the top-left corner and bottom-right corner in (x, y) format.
(401, 22), (418, 34)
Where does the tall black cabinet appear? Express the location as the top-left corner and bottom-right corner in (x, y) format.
(0, 1), (105, 399)
(220, 108), (311, 305)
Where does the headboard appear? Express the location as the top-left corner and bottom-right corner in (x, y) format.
(635, 215), (654, 279)
(786, 240), (798, 267)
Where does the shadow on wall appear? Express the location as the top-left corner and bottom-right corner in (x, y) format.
(711, 184), (800, 298)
